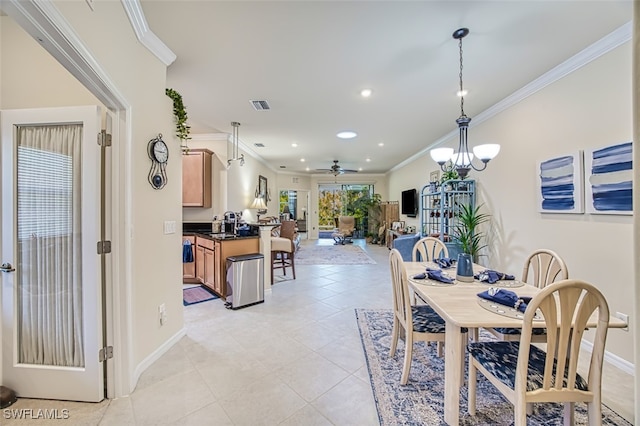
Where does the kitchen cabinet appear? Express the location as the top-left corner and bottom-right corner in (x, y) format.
(182, 149), (213, 207)
(213, 237), (259, 298)
(182, 235), (198, 283)
(195, 236), (215, 287)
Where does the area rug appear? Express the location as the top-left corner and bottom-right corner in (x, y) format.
(295, 244), (376, 265)
(183, 286), (219, 306)
(355, 308), (631, 426)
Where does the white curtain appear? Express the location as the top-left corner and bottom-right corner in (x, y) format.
(16, 124), (84, 367)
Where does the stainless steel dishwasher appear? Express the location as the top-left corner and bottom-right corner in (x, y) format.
(225, 253), (264, 309)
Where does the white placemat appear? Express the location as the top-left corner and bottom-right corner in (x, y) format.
(477, 297), (544, 321)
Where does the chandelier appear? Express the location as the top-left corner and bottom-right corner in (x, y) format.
(227, 121), (245, 167)
(430, 28), (500, 179)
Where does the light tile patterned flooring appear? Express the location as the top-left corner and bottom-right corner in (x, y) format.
(3, 239), (635, 425)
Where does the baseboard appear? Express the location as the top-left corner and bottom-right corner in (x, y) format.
(131, 327), (186, 390)
(581, 340), (634, 376)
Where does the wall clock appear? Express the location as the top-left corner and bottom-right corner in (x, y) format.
(147, 134), (168, 189)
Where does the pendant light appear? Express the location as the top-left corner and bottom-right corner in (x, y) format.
(227, 121), (245, 168)
(430, 28), (500, 179)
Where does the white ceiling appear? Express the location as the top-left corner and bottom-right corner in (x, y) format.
(141, 1), (632, 175)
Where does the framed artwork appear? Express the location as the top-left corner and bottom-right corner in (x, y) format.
(584, 142), (633, 215)
(537, 151), (584, 214)
(391, 221), (405, 231)
(430, 170), (440, 183)
(258, 175), (268, 204)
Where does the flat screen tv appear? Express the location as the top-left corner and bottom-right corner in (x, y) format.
(401, 188), (418, 217)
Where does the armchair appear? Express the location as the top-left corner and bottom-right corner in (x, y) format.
(332, 216), (356, 245)
(392, 233), (420, 261)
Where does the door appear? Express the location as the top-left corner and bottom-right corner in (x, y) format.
(1, 106), (104, 402)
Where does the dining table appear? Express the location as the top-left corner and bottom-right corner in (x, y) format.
(404, 261), (628, 426)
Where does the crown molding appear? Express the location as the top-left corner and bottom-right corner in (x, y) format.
(120, 0), (176, 66)
(391, 21), (632, 172)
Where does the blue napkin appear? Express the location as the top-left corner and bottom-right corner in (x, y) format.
(182, 240), (194, 263)
(413, 268), (454, 284)
(477, 288), (531, 312)
(474, 269), (515, 284)
(434, 257), (455, 269)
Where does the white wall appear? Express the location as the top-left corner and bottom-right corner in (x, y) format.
(389, 41), (634, 363)
(1, 1), (184, 384)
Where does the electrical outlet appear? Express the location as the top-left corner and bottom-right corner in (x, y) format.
(159, 303), (167, 326)
(615, 312), (629, 332)
(163, 221), (176, 234)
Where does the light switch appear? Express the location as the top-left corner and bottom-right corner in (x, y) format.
(164, 221), (176, 234)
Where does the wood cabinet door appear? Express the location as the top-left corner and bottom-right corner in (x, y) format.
(182, 236), (196, 280)
(195, 245), (205, 283)
(182, 150), (212, 207)
(213, 241), (223, 296)
(203, 248), (215, 290)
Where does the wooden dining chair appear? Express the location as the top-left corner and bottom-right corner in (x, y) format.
(411, 236), (449, 262)
(485, 249), (569, 342)
(388, 249), (467, 385)
(468, 279), (610, 426)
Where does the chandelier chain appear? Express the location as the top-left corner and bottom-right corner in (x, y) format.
(459, 37), (465, 117)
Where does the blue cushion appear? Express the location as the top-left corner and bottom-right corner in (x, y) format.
(393, 233), (420, 261)
(468, 341), (588, 392)
(411, 305), (467, 334)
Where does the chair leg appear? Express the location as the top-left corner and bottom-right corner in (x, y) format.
(563, 402), (575, 426)
(436, 342), (443, 357)
(514, 401), (527, 426)
(280, 251), (286, 276)
(389, 318), (399, 357)
(586, 401), (601, 426)
(471, 328), (479, 342)
(290, 251), (296, 279)
(271, 252), (275, 284)
(468, 358), (476, 415)
(400, 332), (413, 385)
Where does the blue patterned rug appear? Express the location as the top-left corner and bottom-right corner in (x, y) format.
(355, 308), (632, 426)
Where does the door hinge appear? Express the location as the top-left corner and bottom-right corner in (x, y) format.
(97, 240), (112, 254)
(97, 130), (112, 147)
(99, 346), (113, 362)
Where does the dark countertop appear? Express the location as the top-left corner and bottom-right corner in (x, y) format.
(184, 232), (259, 241)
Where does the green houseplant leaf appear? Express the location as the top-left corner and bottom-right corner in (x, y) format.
(453, 203), (490, 261)
(165, 88), (191, 145)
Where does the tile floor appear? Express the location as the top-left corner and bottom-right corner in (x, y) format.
(3, 239), (635, 425)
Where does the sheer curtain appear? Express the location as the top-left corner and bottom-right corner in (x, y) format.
(16, 124), (84, 367)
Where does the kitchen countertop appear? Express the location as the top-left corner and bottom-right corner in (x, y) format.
(184, 232), (259, 241)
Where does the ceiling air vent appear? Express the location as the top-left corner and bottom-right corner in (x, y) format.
(250, 100), (271, 111)
(254, 143), (265, 148)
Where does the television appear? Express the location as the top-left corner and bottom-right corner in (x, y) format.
(401, 188), (418, 217)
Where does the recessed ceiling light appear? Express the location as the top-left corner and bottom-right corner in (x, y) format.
(337, 131), (357, 139)
(361, 88), (373, 98)
(291, 143), (298, 148)
(359, 167), (363, 171)
(457, 89), (468, 97)
(305, 167), (310, 171)
(300, 158), (305, 162)
(366, 158), (371, 162)
(378, 142), (384, 147)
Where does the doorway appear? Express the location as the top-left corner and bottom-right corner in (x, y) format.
(317, 183), (375, 238)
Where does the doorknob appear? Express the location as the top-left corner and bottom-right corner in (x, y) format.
(0, 263), (16, 272)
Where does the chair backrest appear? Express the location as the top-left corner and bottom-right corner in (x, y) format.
(279, 220), (297, 241)
(389, 249), (412, 330)
(412, 237), (448, 262)
(516, 279), (609, 396)
(338, 216), (356, 235)
(521, 249), (568, 288)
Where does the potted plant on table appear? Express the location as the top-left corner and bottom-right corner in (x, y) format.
(453, 203), (490, 262)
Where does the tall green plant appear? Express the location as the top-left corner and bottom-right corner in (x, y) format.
(453, 203), (490, 261)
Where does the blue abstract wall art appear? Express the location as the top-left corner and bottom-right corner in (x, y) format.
(537, 151), (584, 214)
(585, 142), (633, 215)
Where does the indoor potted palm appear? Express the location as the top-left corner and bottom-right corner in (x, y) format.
(453, 203), (490, 262)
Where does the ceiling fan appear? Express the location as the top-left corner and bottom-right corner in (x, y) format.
(316, 160), (358, 176)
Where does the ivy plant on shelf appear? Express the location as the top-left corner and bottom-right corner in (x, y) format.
(165, 88), (191, 154)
